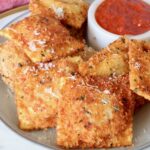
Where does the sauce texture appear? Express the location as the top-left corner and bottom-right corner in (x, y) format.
(95, 0), (150, 35)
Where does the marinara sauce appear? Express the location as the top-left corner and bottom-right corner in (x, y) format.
(95, 0), (150, 35)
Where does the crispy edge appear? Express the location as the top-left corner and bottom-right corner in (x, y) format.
(0, 16), (84, 63)
(57, 74), (133, 148)
(0, 42), (31, 89)
(14, 56), (83, 130)
(30, 0), (89, 29)
(79, 37), (129, 77)
(129, 39), (150, 100)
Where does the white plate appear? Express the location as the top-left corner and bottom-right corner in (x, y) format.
(0, 5), (150, 150)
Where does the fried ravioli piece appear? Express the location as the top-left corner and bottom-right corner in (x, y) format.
(57, 74), (133, 148)
(129, 40), (150, 100)
(86, 74), (135, 112)
(29, 0), (89, 29)
(75, 45), (97, 61)
(15, 64), (59, 130)
(29, 0), (55, 17)
(30, 0), (87, 39)
(0, 15), (84, 63)
(91, 75), (147, 112)
(0, 41), (31, 89)
(79, 37), (129, 77)
(66, 22), (87, 40)
(14, 56), (83, 130)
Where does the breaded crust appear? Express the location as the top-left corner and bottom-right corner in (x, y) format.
(88, 74), (147, 112)
(29, 0), (89, 29)
(79, 37), (129, 77)
(86, 74), (135, 113)
(129, 40), (150, 100)
(57, 74), (133, 148)
(29, 0), (55, 17)
(0, 15), (84, 63)
(0, 41), (31, 89)
(14, 56), (83, 130)
(15, 65), (58, 130)
(66, 22), (87, 40)
(75, 45), (97, 61)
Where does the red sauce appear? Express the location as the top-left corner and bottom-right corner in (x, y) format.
(95, 0), (150, 35)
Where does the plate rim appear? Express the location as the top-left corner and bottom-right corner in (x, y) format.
(0, 113), (61, 150)
(0, 5), (28, 19)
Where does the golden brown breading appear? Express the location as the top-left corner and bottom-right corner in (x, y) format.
(66, 22), (87, 40)
(87, 72), (146, 113)
(75, 45), (97, 61)
(0, 41), (31, 89)
(0, 15), (84, 63)
(15, 65), (58, 130)
(79, 37), (129, 77)
(30, 0), (87, 39)
(129, 40), (150, 100)
(86, 74), (135, 113)
(14, 56), (83, 130)
(29, 0), (89, 29)
(29, 0), (55, 17)
(57, 74), (133, 148)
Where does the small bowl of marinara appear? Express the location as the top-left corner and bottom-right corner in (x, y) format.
(88, 0), (150, 50)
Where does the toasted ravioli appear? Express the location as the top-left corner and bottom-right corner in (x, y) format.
(15, 64), (59, 130)
(57, 74), (133, 148)
(129, 40), (150, 100)
(29, 0), (89, 29)
(0, 41), (31, 89)
(14, 57), (82, 130)
(86, 74), (135, 112)
(29, 0), (55, 17)
(66, 22), (87, 40)
(79, 37), (129, 76)
(93, 74), (147, 112)
(0, 15), (84, 63)
(75, 45), (97, 61)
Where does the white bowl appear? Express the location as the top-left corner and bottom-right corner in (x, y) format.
(88, 0), (150, 50)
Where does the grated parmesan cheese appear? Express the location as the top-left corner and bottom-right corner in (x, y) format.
(33, 30), (40, 36)
(67, 75), (76, 80)
(101, 99), (109, 104)
(57, 68), (64, 73)
(48, 48), (55, 54)
(45, 87), (59, 99)
(28, 41), (37, 52)
(51, 4), (64, 18)
(134, 62), (141, 69)
(23, 67), (29, 74)
(103, 89), (110, 94)
(28, 40), (46, 52)
(37, 62), (55, 71)
(37, 40), (46, 45)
